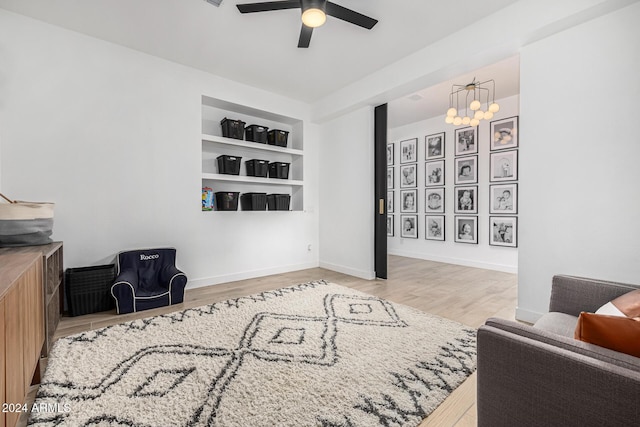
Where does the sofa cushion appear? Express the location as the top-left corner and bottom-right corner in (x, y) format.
(575, 312), (640, 357)
(534, 312), (578, 338)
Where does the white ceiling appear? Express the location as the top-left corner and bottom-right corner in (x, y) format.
(0, 0), (519, 109)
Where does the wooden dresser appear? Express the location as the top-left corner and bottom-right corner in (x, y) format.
(0, 252), (45, 427)
(0, 242), (63, 357)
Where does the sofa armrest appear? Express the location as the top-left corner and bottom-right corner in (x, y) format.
(549, 275), (639, 316)
(477, 319), (640, 427)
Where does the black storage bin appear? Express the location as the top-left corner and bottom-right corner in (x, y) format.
(220, 117), (246, 140)
(268, 162), (290, 179)
(245, 125), (269, 143)
(65, 264), (116, 316)
(245, 159), (269, 177)
(215, 192), (240, 211)
(217, 155), (242, 175)
(241, 193), (267, 211)
(267, 194), (291, 211)
(267, 129), (290, 147)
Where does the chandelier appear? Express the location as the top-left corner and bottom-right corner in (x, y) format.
(445, 78), (500, 126)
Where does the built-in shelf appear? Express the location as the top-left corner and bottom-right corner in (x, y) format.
(202, 173), (304, 187)
(201, 95), (304, 211)
(202, 134), (303, 157)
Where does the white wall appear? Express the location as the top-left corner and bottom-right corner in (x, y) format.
(0, 9), (320, 288)
(388, 95), (519, 273)
(517, 1), (640, 322)
(318, 106), (375, 279)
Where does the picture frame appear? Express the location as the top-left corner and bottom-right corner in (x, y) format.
(490, 116), (519, 151)
(400, 189), (418, 213)
(454, 185), (478, 214)
(387, 215), (394, 237)
(387, 167), (394, 189)
(400, 138), (418, 164)
(425, 132), (445, 160)
(400, 163), (418, 188)
(400, 214), (418, 239)
(454, 126), (478, 156)
(387, 142), (395, 165)
(425, 188), (445, 213)
(425, 215), (445, 241)
(489, 183), (518, 214)
(490, 216), (518, 247)
(387, 191), (394, 213)
(454, 216), (478, 244)
(490, 149), (518, 182)
(454, 155), (478, 184)
(425, 160), (445, 187)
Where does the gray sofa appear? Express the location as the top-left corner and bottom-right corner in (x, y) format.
(477, 275), (640, 427)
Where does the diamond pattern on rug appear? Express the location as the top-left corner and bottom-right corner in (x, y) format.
(29, 280), (476, 427)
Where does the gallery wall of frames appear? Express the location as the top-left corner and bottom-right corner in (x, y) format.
(387, 103), (519, 254)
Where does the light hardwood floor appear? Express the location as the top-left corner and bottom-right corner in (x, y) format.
(22, 255), (517, 427)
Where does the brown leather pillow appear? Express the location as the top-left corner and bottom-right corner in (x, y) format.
(574, 312), (640, 357)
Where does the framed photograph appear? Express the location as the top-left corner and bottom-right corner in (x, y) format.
(400, 138), (418, 164)
(454, 155), (478, 184)
(490, 216), (518, 247)
(454, 126), (478, 156)
(490, 116), (519, 151)
(489, 183), (518, 214)
(387, 142), (395, 165)
(454, 185), (478, 214)
(425, 132), (445, 160)
(455, 216), (478, 244)
(425, 215), (445, 241)
(490, 150), (518, 182)
(400, 214), (418, 239)
(387, 215), (394, 237)
(400, 164), (417, 188)
(425, 188), (445, 213)
(425, 160), (445, 187)
(400, 189), (418, 213)
(387, 167), (394, 189)
(387, 191), (394, 213)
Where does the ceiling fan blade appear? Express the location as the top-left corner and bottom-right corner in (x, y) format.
(237, 0), (300, 13)
(325, 2), (377, 29)
(298, 24), (313, 48)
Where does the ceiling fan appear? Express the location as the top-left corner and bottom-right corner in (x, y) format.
(236, 0), (378, 48)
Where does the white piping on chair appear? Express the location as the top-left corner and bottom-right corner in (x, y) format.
(168, 273), (187, 305)
(111, 281), (136, 314)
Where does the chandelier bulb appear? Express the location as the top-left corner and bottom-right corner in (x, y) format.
(470, 118), (480, 127)
(483, 111), (494, 120)
(453, 116), (463, 126)
(445, 116), (454, 124)
(446, 107), (457, 117)
(474, 110), (485, 120)
(470, 100), (481, 111)
(488, 103), (500, 113)
(462, 116), (471, 125)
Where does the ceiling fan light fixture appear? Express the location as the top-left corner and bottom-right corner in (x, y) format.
(301, 8), (326, 27)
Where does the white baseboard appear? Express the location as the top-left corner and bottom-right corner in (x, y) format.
(186, 261), (320, 290)
(388, 249), (518, 274)
(515, 307), (543, 324)
(319, 261), (376, 280)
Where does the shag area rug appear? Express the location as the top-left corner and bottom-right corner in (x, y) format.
(29, 280), (476, 427)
